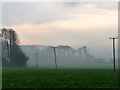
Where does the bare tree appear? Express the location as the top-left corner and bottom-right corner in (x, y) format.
(1, 28), (28, 67)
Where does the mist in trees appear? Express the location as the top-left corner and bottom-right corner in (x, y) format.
(20, 45), (113, 68)
(1, 28), (28, 67)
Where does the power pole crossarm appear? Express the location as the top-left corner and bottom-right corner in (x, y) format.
(109, 37), (118, 39)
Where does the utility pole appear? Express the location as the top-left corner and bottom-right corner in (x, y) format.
(53, 47), (57, 69)
(110, 37), (118, 72)
(35, 52), (38, 68)
(0, 33), (2, 67)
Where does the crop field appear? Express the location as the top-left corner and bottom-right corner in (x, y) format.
(2, 68), (119, 88)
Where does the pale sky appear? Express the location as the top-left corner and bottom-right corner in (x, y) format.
(2, 2), (118, 51)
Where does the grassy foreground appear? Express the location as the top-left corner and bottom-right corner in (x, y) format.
(2, 68), (119, 88)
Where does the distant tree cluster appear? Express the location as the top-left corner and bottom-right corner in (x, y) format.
(1, 28), (28, 67)
(21, 45), (98, 66)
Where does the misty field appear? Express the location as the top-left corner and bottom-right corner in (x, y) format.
(2, 68), (118, 88)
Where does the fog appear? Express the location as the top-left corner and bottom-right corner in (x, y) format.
(20, 45), (117, 68)
(2, 2), (118, 69)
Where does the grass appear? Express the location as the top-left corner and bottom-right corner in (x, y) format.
(2, 68), (119, 88)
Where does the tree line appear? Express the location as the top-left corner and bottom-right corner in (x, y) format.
(1, 28), (28, 67)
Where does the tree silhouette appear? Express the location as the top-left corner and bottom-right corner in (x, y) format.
(1, 28), (28, 67)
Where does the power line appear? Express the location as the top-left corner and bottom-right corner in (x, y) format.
(74, 38), (110, 47)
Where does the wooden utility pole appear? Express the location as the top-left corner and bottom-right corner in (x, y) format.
(110, 37), (118, 72)
(0, 33), (3, 65)
(53, 47), (57, 69)
(35, 52), (38, 67)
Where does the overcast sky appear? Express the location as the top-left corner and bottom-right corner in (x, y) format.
(2, 2), (118, 52)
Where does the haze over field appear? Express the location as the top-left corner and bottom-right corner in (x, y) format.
(1, 2), (118, 68)
(19, 45), (118, 68)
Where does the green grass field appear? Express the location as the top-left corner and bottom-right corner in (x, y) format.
(2, 68), (119, 88)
